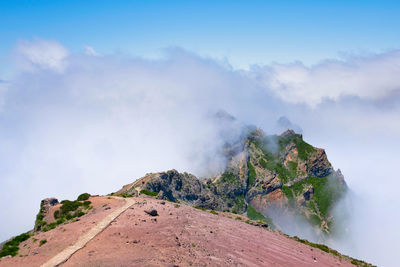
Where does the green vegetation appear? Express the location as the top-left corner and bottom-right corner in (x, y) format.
(34, 202), (47, 231)
(247, 161), (256, 186)
(231, 195), (245, 214)
(250, 139), (297, 184)
(209, 210), (218, 215)
(293, 138), (316, 160)
(292, 236), (374, 266)
(287, 161), (298, 172)
(247, 205), (266, 221)
(76, 193), (91, 201)
(191, 243), (196, 247)
(83, 200), (91, 208)
(140, 189), (158, 197)
(193, 206), (206, 211)
(60, 200), (81, 213)
(278, 134), (316, 160)
(0, 232), (31, 257)
(235, 216), (242, 220)
(282, 176), (345, 218)
(39, 239), (47, 247)
(35, 198), (93, 232)
(281, 185), (293, 201)
(220, 172), (240, 185)
(42, 222), (57, 232)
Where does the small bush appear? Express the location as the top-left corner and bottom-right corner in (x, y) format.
(53, 210), (60, 219)
(77, 193), (91, 201)
(60, 200), (82, 214)
(39, 239), (47, 246)
(74, 210), (85, 217)
(209, 210), (218, 215)
(194, 206), (206, 211)
(83, 200), (91, 207)
(42, 222), (57, 232)
(56, 218), (66, 225)
(235, 216), (242, 220)
(140, 189), (158, 197)
(0, 232), (31, 257)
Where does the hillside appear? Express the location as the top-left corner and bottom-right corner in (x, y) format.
(0, 196), (369, 266)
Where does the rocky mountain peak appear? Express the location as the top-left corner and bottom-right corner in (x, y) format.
(114, 128), (347, 236)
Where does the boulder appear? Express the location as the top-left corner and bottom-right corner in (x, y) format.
(144, 209), (158, 216)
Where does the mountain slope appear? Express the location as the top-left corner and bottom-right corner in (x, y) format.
(0, 196), (364, 266)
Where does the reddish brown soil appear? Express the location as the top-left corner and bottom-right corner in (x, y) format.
(0, 197), (354, 267)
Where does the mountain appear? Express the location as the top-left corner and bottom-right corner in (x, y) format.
(0, 128), (373, 266)
(115, 128), (347, 235)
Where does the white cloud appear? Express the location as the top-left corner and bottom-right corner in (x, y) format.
(253, 51), (400, 106)
(15, 39), (69, 72)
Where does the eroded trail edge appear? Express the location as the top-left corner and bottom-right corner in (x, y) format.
(41, 197), (136, 267)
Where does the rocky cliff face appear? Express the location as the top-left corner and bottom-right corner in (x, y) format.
(115, 129), (347, 235)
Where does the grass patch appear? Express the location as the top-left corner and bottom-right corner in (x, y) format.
(292, 236), (374, 266)
(42, 222), (57, 232)
(39, 239), (47, 247)
(278, 133), (316, 160)
(235, 216), (242, 220)
(219, 172), (240, 185)
(193, 206), (206, 211)
(209, 210), (218, 215)
(231, 195), (245, 214)
(283, 176), (346, 218)
(247, 205), (266, 221)
(247, 161), (256, 186)
(140, 189), (158, 197)
(0, 232), (31, 257)
(293, 138), (316, 160)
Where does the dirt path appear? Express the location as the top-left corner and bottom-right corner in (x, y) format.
(41, 197), (136, 267)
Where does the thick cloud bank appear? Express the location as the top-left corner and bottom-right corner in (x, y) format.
(0, 39), (399, 266)
(253, 51), (400, 107)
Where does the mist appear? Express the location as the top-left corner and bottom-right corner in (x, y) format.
(0, 39), (399, 266)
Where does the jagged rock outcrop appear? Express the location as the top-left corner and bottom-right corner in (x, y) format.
(116, 170), (226, 210)
(34, 198), (59, 231)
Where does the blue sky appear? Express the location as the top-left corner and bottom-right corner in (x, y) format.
(1, 0), (400, 68)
